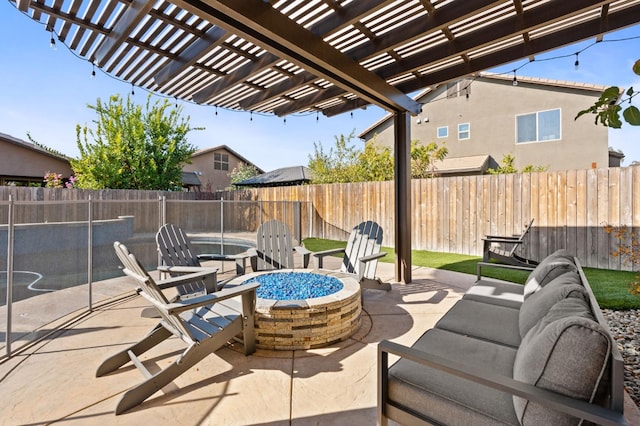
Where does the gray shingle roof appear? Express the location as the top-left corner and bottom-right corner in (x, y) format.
(235, 166), (314, 187)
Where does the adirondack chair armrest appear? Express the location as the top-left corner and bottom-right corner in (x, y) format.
(476, 261), (535, 280)
(484, 234), (521, 240)
(378, 340), (626, 426)
(294, 246), (312, 268)
(156, 268), (218, 291)
(357, 251), (387, 281)
(165, 282), (260, 314)
(312, 247), (346, 269)
(158, 265), (219, 275)
(482, 237), (525, 247)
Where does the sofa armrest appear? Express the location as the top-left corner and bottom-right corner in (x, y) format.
(378, 340), (626, 426)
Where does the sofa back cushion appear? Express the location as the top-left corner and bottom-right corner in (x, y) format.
(518, 271), (587, 338)
(513, 297), (612, 425)
(523, 249), (576, 299)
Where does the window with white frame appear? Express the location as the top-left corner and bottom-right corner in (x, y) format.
(214, 153), (229, 171)
(437, 126), (448, 138)
(516, 108), (561, 143)
(458, 123), (470, 140)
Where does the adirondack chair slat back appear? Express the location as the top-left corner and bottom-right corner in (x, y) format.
(341, 221), (383, 278)
(156, 224), (207, 295)
(507, 218), (535, 256)
(255, 220), (294, 271)
(114, 241), (195, 342)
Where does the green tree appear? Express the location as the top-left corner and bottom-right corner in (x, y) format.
(356, 139), (394, 181)
(411, 140), (448, 178)
(228, 163), (260, 189)
(576, 59), (640, 128)
(72, 94), (199, 190)
(308, 132), (447, 183)
(308, 131), (362, 183)
(488, 153), (548, 174)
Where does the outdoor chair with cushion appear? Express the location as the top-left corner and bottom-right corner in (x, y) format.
(98, 242), (258, 415)
(482, 218), (539, 267)
(312, 220), (390, 291)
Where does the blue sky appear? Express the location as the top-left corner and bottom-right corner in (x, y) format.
(2, 2), (640, 171)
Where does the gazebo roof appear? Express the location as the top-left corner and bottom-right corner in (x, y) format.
(12, 0), (640, 118)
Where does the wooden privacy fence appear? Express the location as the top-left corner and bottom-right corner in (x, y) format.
(222, 166), (640, 271)
(1, 165), (639, 270)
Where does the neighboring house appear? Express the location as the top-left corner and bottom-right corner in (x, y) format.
(359, 72), (615, 174)
(183, 145), (264, 192)
(234, 166), (314, 188)
(0, 132), (73, 186)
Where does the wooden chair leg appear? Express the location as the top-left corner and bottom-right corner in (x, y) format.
(96, 325), (171, 377)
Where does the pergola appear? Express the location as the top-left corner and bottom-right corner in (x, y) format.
(12, 0), (640, 283)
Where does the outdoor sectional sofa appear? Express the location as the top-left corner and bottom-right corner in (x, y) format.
(378, 249), (626, 425)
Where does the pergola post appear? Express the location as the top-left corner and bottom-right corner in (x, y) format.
(394, 111), (412, 284)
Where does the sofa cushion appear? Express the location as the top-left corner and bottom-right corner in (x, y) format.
(513, 297), (611, 425)
(463, 279), (525, 309)
(388, 328), (519, 426)
(523, 249), (577, 299)
(518, 271), (587, 338)
(436, 299), (521, 347)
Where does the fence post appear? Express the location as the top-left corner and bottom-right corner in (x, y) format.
(88, 196), (93, 312)
(220, 197), (225, 255)
(294, 201), (301, 244)
(5, 195), (14, 357)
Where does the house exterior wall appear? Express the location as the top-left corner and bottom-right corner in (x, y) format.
(365, 76), (609, 172)
(184, 147), (252, 192)
(0, 139), (73, 185)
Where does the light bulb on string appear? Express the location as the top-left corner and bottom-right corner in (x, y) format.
(131, 83), (135, 96)
(91, 62), (96, 78)
(574, 52), (580, 70)
(350, 111), (353, 119)
(48, 27), (57, 50)
(512, 70), (518, 86)
(283, 117), (287, 125)
(250, 112), (253, 122)
(215, 106), (218, 116)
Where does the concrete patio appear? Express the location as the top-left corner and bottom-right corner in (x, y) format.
(1, 257), (639, 425)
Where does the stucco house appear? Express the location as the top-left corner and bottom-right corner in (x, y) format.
(359, 72), (616, 174)
(183, 144), (264, 192)
(0, 133), (73, 186)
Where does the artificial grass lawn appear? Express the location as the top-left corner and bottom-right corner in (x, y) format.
(302, 237), (640, 310)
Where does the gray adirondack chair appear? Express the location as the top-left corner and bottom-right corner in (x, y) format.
(250, 219), (310, 271)
(312, 221), (390, 291)
(156, 223), (221, 295)
(482, 218), (539, 267)
(98, 242), (258, 415)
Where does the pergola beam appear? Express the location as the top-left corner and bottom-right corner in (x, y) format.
(173, 0), (421, 114)
(154, 26), (227, 87)
(397, 3), (640, 93)
(277, 0), (612, 116)
(94, 0), (154, 67)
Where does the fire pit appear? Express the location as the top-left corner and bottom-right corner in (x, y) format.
(232, 269), (361, 350)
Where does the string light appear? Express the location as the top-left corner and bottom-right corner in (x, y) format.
(91, 62), (96, 78)
(131, 83), (135, 96)
(316, 111), (319, 122)
(574, 52), (580, 70)
(512, 70), (518, 86)
(250, 111), (253, 121)
(215, 106), (218, 116)
(47, 26), (56, 50)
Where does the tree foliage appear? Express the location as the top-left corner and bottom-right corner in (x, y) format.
(228, 163), (260, 189)
(488, 153), (548, 174)
(72, 95), (199, 190)
(307, 131), (447, 183)
(411, 140), (448, 178)
(576, 59), (640, 128)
